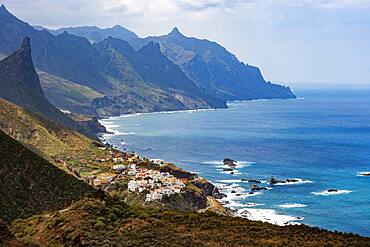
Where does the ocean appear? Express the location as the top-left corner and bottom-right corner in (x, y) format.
(100, 88), (370, 236)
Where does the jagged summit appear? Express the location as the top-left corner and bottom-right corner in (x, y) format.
(20, 36), (31, 52)
(141, 41), (161, 52)
(168, 27), (184, 37)
(0, 38), (97, 139)
(0, 4), (11, 16)
(1, 36), (40, 93)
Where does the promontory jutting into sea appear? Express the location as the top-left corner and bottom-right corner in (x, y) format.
(0, 2), (369, 246)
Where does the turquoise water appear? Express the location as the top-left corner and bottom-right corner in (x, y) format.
(101, 89), (370, 236)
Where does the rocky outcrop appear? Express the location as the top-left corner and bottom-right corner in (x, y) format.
(160, 165), (198, 180)
(69, 113), (107, 134)
(269, 176), (286, 185)
(0, 37), (97, 139)
(191, 179), (225, 199)
(251, 184), (268, 191)
(223, 158), (237, 167)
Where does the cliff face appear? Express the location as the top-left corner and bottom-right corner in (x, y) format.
(139, 28), (296, 101)
(0, 6), (224, 118)
(0, 6), (295, 120)
(0, 37), (97, 139)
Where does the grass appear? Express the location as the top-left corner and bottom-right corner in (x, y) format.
(10, 198), (370, 247)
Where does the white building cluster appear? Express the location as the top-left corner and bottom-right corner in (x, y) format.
(125, 165), (185, 202)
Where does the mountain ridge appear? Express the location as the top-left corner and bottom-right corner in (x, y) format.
(0, 5), (295, 121)
(0, 6), (225, 117)
(0, 37), (98, 139)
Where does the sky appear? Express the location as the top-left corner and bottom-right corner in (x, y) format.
(1, 0), (370, 87)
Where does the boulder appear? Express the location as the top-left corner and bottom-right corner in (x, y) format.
(250, 184), (268, 191)
(223, 158), (237, 167)
(269, 176), (286, 185)
(248, 179), (261, 184)
(286, 178), (299, 183)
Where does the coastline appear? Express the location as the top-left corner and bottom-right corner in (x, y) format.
(97, 98), (307, 227)
(97, 97), (300, 123)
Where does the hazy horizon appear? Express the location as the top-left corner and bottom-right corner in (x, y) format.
(1, 0), (370, 87)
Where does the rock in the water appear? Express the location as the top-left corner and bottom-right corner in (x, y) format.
(248, 179), (261, 184)
(223, 158), (237, 167)
(223, 168), (233, 172)
(269, 176), (286, 185)
(214, 193), (227, 199)
(251, 184), (268, 191)
(286, 178), (300, 183)
(327, 189), (338, 192)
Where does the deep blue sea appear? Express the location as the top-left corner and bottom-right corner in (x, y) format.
(100, 89), (370, 236)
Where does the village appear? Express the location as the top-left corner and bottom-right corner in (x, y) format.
(62, 146), (186, 203)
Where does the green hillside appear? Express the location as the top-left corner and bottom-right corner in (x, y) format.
(0, 99), (102, 163)
(0, 130), (96, 222)
(10, 198), (369, 247)
(39, 71), (103, 115)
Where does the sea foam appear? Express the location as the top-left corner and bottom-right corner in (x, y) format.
(274, 178), (313, 186)
(312, 190), (352, 196)
(357, 172), (370, 177)
(278, 203), (307, 209)
(238, 208), (304, 226)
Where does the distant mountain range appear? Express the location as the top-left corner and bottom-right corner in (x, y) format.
(34, 24), (139, 44)
(0, 4), (295, 120)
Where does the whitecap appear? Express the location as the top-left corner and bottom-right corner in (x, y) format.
(312, 189), (352, 196)
(357, 172), (370, 177)
(243, 203), (265, 207)
(278, 203), (307, 209)
(218, 179), (242, 183)
(203, 160), (254, 169)
(218, 179), (250, 183)
(202, 160), (224, 165)
(238, 208), (304, 226)
(119, 131), (136, 136)
(220, 170), (242, 175)
(274, 178), (313, 186)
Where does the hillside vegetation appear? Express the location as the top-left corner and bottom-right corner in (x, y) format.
(39, 71), (103, 115)
(10, 198), (369, 247)
(0, 99), (95, 161)
(0, 130), (96, 222)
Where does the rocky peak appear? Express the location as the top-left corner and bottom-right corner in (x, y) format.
(20, 37), (31, 53)
(140, 41), (161, 55)
(0, 37), (41, 93)
(0, 4), (11, 18)
(0, 4), (7, 12)
(168, 27), (184, 37)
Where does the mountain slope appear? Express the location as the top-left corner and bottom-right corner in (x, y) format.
(0, 5), (223, 116)
(136, 27), (296, 101)
(0, 99), (96, 161)
(96, 38), (226, 109)
(0, 130), (96, 222)
(10, 198), (370, 246)
(38, 71), (103, 115)
(0, 36), (97, 139)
